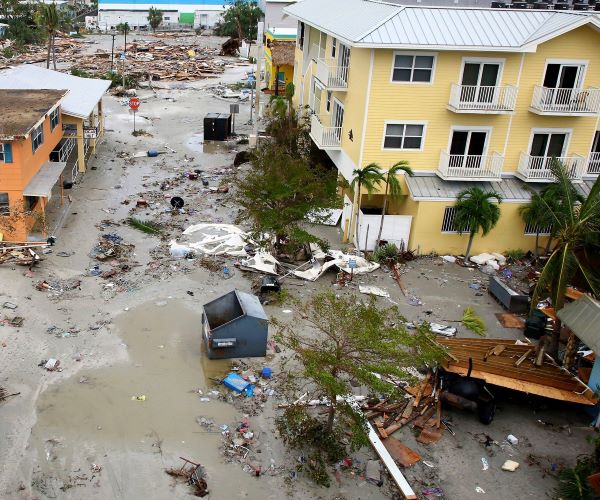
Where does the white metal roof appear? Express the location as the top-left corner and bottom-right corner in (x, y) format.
(23, 161), (67, 198)
(284, 0), (600, 51)
(0, 65), (110, 119)
(557, 295), (600, 354)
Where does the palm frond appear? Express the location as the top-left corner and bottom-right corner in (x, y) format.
(462, 307), (486, 336)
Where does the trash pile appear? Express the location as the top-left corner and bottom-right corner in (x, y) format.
(0, 34), (84, 68)
(0, 244), (44, 266)
(74, 41), (229, 82)
(89, 233), (136, 279)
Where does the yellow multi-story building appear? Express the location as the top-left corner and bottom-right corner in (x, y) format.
(285, 0), (600, 255)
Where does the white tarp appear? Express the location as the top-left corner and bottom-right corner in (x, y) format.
(240, 252), (279, 275)
(178, 223), (252, 256)
(359, 285), (390, 298)
(293, 250), (380, 281)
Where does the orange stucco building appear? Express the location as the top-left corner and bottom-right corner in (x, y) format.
(0, 89), (67, 241)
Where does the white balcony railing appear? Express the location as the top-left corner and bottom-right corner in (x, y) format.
(587, 152), (600, 175)
(449, 84), (518, 112)
(310, 114), (342, 149)
(517, 153), (586, 181)
(316, 58), (349, 89)
(531, 86), (600, 114)
(438, 151), (504, 180)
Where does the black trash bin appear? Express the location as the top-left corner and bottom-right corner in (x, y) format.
(204, 113), (232, 141)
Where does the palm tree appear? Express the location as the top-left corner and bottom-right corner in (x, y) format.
(35, 3), (60, 70)
(375, 160), (413, 248)
(518, 191), (554, 258)
(350, 164), (384, 253)
(147, 7), (163, 32)
(454, 187), (502, 262)
(531, 160), (600, 359)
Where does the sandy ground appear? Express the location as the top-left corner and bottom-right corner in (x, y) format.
(0, 35), (596, 500)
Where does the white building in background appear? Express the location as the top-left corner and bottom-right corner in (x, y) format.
(258, 0), (297, 32)
(97, 0), (227, 31)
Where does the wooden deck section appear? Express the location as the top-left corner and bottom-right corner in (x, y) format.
(438, 338), (597, 406)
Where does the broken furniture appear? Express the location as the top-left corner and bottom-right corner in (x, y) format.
(438, 338), (598, 405)
(202, 290), (268, 359)
(488, 276), (529, 313)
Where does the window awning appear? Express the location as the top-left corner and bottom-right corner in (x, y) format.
(23, 161), (66, 198)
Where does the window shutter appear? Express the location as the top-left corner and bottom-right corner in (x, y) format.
(3, 144), (12, 163)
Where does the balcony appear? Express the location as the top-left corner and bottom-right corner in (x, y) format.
(316, 58), (348, 90)
(587, 152), (600, 176)
(448, 84), (518, 113)
(530, 86), (600, 115)
(516, 153), (586, 182)
(437, 151), (504, 181)
(310, 114), (342, 150)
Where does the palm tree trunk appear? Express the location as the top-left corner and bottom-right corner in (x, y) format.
(326, 403), (336, 433)
(546, 318), (561, 360)
(375, 179), (389, 248)
(354, 184), (361, 253)
(545, 236), (553, 254)
(563, 332), (578, 369)
(52, 33), (57, 70)
(46, 34), (51, 69)
(465, 233), (475, 262)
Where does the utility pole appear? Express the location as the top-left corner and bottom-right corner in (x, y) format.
(253, 21), (264, 139)
(110, 33), (116, 72)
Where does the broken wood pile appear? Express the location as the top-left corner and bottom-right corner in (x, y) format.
(74, 42), (227, 81)
(0, 37), (84, 68)
(362, 372), (446, 452)
(438, 337), (598, 405)
(0, 244), (44, 266)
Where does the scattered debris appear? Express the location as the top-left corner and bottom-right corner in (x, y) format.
(165, 457), (209, 497)
(502, 460), (520, 471)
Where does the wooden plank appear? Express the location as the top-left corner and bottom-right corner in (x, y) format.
(382, 437), (421, 467)
(514, 349), (533, 367)
(442, 366), (597, 405)
(367, 423), (417, 499)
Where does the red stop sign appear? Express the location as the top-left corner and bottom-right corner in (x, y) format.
(129, 97), (140, 110)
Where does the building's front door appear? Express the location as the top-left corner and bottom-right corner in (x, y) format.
(449, 130), (487, 169)
(460, 62), (500, 104)
(589, 131), (600, 174)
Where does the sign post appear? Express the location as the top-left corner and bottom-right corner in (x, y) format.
(129, 97), (140, 133)
(348, 257), (357, 282)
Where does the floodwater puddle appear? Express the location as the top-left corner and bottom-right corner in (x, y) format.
(29, 300), (270, 498)
(186, 132), (240, 155)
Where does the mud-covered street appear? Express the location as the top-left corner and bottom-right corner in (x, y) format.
(0, 35), (596, 500)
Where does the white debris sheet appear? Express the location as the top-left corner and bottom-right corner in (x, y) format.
(294, 251), (380, 281)
(177, 224), (253, 256)
(359, 285), (390, 298)
(240, 252), (279, 275)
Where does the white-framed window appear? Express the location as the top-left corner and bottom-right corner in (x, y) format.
(391, 52), (436, 83)
(326, 91), (332, 112)
(31, 123), (44, 153)
(383, 122), (426, 150)
(0, 143), (13, 163)
(524, 222), (552, 236)
(441, 206), (471, 233)
(331, 38), (337, 58)
(50, 107), (60, 131)
(164, 16), (170, 20)
(0, 193), (9, 216)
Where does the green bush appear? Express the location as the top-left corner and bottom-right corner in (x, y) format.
(373, 243), (399, 263)
(506, 248), (526, 262)
(2, 47), (14, 59)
